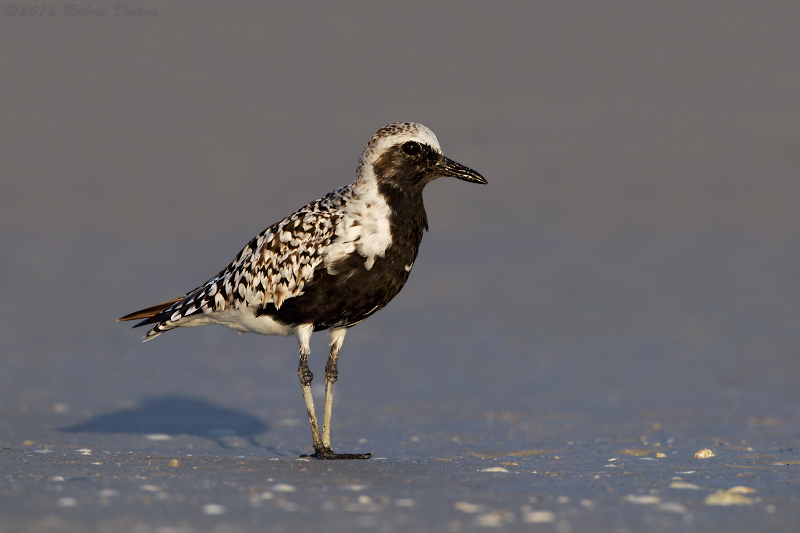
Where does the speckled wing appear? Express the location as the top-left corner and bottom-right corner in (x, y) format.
(138, 189), (349, 339)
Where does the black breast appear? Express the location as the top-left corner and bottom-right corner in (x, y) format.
(258, 184), (427, 331)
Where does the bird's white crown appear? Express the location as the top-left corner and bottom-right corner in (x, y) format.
(356, 122), (442, 179)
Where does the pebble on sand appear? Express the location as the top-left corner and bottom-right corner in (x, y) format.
(523, 510), (556, 523)
(341, 484), (368, 491)
(475, 511), (514, 527)
(705, 490), (753, 506)
(57, 497), (77, 507)
(668, 481), (702, 490)
(624, 495), (661, 505)
(454, 502), (485, 514)
(203, 503), (226, 515)
(145, 434), (172, 441)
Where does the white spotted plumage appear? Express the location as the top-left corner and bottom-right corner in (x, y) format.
(145, 187), (366, 338)
(122, 121), (486, 459)
(141, 123), (443, 340)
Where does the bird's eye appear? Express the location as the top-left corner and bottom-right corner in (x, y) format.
(402, 141), (421, 156)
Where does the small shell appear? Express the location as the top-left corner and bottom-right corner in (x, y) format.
(694, 448), (715, 459)
(705, 491), (753, 506)
(727, 486), (756, 494)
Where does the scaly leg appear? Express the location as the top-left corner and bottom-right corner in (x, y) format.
(296, 325), (370, 460)
(296, 325), (324, 453)
(322, 328), (346, 448)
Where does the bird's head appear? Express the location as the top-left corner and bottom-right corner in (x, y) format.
(357, 122), (487, 189)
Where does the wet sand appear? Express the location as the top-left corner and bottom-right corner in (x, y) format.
(2, 2), (799, 531)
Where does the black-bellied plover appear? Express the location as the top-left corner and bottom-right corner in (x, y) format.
(119, 122), (486, 459)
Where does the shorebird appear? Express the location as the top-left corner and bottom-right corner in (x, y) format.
(119, 122), (486, 459)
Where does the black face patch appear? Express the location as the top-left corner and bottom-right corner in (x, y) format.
(372, 143), (441, 188)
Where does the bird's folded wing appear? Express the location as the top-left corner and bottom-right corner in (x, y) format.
(150, 201), (343, 328)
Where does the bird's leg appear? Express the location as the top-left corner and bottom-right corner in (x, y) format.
(298, 350), (324, 452)
(296, 326), (324, 454)
(297, 327), (370, 460)
(322, 328), (346, 448)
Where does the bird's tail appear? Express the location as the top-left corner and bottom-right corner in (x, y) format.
(118, 297), (186, 341)
(118, 297), (183, 323)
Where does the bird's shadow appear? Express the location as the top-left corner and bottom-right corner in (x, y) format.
(60, 395), (272, 450)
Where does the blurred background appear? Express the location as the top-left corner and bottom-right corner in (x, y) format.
(1, 1), (799, 457)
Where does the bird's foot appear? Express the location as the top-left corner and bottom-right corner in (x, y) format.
(300, 446), (372, 460)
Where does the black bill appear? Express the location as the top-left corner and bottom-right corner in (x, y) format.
(440, 156), (488, 184)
